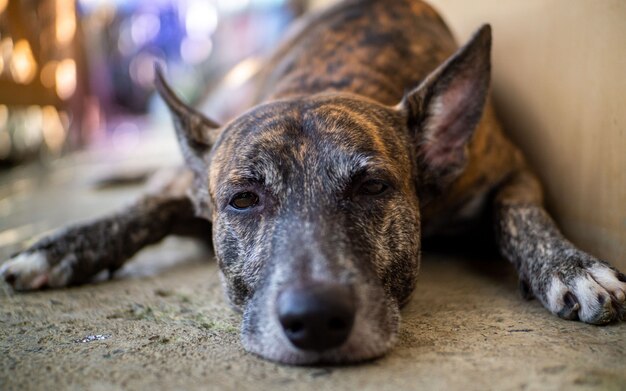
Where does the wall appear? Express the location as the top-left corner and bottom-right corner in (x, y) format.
(427, 0), (626, 269)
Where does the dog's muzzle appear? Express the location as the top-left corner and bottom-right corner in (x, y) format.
(277, 283), (356, 351)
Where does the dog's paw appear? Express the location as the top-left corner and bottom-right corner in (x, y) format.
(543, 261), (626, 324)
(0, 251), (73, 291)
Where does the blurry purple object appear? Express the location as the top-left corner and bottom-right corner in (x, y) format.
(78, 0), (294, 115)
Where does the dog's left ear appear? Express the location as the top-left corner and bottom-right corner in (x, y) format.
(399, 24), (491, 188)
(154, 65), (221, 171)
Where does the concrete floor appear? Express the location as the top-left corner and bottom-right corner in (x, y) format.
(1, 138), (625, 391)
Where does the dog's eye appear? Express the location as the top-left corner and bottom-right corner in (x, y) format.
(358, 180), (388, 196)
(230, 192), (259, 210)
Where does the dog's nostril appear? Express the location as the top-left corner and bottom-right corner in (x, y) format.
(286, 321), (304, 333)
(328, 317), (346, 331)
(277, 283), (355, 352)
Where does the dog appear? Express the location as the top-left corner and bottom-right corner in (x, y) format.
(1, 0), (625, 365)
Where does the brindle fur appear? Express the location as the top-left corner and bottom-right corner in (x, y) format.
(1, 0), (624, 364)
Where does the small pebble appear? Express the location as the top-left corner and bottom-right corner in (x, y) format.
(75, 334), (111, 343)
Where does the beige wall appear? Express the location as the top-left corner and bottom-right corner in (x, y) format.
(427, 0), (626, 268)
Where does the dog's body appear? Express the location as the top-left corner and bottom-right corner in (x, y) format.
(2, 0), (625, 364)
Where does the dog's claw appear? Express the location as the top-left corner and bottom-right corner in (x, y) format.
(4, 271), (16, 285)
(556, 291), (580, 320)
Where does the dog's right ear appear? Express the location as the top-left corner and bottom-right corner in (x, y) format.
(154, 65), (221, 170)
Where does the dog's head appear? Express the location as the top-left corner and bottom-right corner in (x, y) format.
(156, 25), (491, 364)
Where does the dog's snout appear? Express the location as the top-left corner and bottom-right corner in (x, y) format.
(277, 284), (355, 352)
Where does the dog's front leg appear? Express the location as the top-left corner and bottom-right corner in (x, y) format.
(0, 169), (207, 291)
(494, 169), (626, 324)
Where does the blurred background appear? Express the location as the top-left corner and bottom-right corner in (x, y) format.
(0, 0), (337, 166)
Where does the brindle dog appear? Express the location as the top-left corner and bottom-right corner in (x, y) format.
(1, 0), (625, 364)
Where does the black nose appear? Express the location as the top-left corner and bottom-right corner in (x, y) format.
(277, 283), (355, 351)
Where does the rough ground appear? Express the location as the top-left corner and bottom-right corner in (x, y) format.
(1, 136), (625, 391)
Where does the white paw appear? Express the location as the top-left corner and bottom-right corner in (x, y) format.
(545, 264), (626, 324)
(0, 251), (74, 291)
(0, 252), (50, 290)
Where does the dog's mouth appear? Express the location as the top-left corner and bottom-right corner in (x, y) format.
(239, 279), (401, 365)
